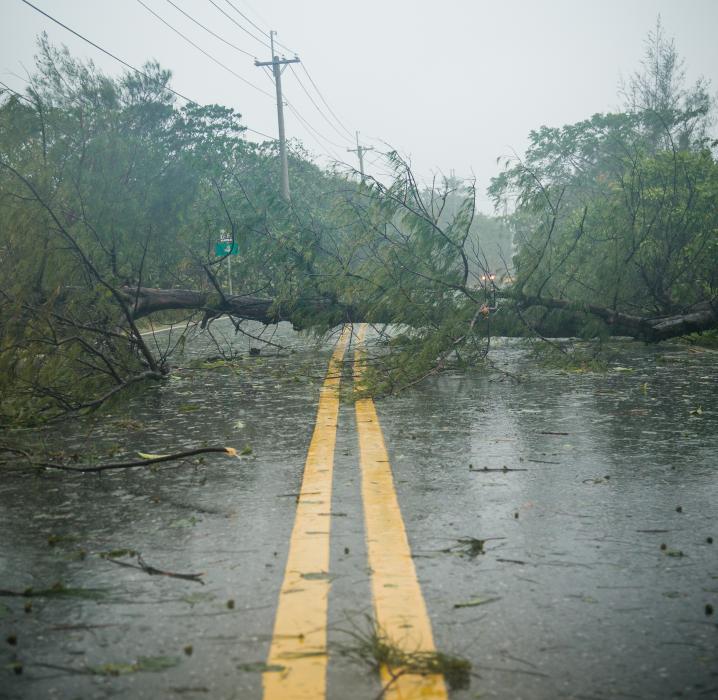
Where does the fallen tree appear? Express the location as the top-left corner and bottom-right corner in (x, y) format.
(2, 35), (717, 425)
(123, 286), (718, 343)
(122, 286), (368, 328)
(513, 296), (718, 343)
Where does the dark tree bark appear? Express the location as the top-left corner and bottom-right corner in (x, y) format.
(122, 286), (718, 342)
(126, 287), (280, 323)
(514, 295), (718, 342)
(121, 287), (381, 328)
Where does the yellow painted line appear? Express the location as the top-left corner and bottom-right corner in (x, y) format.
(263, 326), (350, 700)
(354, 324), (448, 699)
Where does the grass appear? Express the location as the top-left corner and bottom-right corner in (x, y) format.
(335, 617), (472, 691)
(531, 342), (610, 372)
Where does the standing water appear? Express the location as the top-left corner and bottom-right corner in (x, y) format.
(1, 323), (716, 699)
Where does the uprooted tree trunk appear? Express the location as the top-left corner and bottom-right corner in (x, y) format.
(124, 286), (718, 342)
(121, 286), (381, 328)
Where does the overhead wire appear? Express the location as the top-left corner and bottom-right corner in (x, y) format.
(18, 0), (195, 103)
(0, 79), (34, 103)
(231, 0), (272, 33)
(288, 64), (353, 145)
(221, 1), (269, 44)
(206, 0), (270, 50)
(210, 0), (363, 158)
(223, 5), (354, 144)
(286, 102), (343, 162)
(163, 0), (256, 59)
(257, 67), (342, 163)
(18, 0), (375, 163)
(220, 0), (296, 56)
(218, 0), (355, 150)
(16, 0), (274, 141)
(135, 0), (274, 99)
(299, 63), (354, 140)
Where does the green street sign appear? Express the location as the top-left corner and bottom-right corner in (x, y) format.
(215, 240), (239, 256)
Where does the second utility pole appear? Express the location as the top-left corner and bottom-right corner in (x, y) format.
(255, 31), (299, 202)
(347, 131), (374, 182)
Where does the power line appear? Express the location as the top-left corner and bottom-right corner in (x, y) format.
(222, 0), (296, 56)
(258, 65), (341, 164)
(136, 0), (274, 99)
(300, 63), (354, 139)
(0, 79), (33, 104)
(18, 0), (195, 103)
(286, 101), (344, 163)
(16, 0), (274, 141)
(206, 0), (270, 50)
(288, 64), (352, 145)
(286, 98), (348, 150)
(164, 0), (256, 59)
(219, 0), (350, 145)
(218, 0), (364, 153)
(221, 7), (354, 143)
(221, 1), (267, 42)
(233, 0), (272, 32)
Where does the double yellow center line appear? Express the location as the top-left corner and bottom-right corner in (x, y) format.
(263, 325), (447, 700)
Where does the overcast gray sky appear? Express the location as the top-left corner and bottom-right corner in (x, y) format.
(2, 0), (717, 210)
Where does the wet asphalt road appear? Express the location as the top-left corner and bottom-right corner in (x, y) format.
(1, 322), (717, 699)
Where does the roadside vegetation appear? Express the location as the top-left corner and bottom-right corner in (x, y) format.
(1, 21), (716, 426)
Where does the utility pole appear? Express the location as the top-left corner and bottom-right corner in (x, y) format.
(347, 131), (374, 181)
(255, 32), (299, 202)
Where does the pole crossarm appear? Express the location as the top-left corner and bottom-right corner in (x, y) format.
(254, 57), (300, 67)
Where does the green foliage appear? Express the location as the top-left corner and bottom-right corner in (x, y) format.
(336, 617), (471, 691)
(490, 24), (717, 331)
(3, 24), (716, 417)
(0, 38), (354, 420)
(493, 118), (718, 317)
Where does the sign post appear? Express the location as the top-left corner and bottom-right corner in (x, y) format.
(215, 236), (239, 296)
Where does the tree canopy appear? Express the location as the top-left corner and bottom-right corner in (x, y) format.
(1, 27), (716, 424)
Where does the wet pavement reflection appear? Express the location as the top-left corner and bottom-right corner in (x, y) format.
(1, 324), (716, 699)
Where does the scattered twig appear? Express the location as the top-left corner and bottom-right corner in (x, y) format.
(374, 667), (405, 700)
(469, 466), (527, 473)
(104, 553), (205, 584)
(8, 446), (238, 473)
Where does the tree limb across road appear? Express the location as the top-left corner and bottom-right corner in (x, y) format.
(513, 296), (718, 343)
(124, 286), (718, 343)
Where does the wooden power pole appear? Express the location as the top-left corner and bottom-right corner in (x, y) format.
(347, 131), (374, 181)
(255, 31), (299, 202)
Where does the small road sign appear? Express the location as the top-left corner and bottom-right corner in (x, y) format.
(215, 241), (238, 256)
